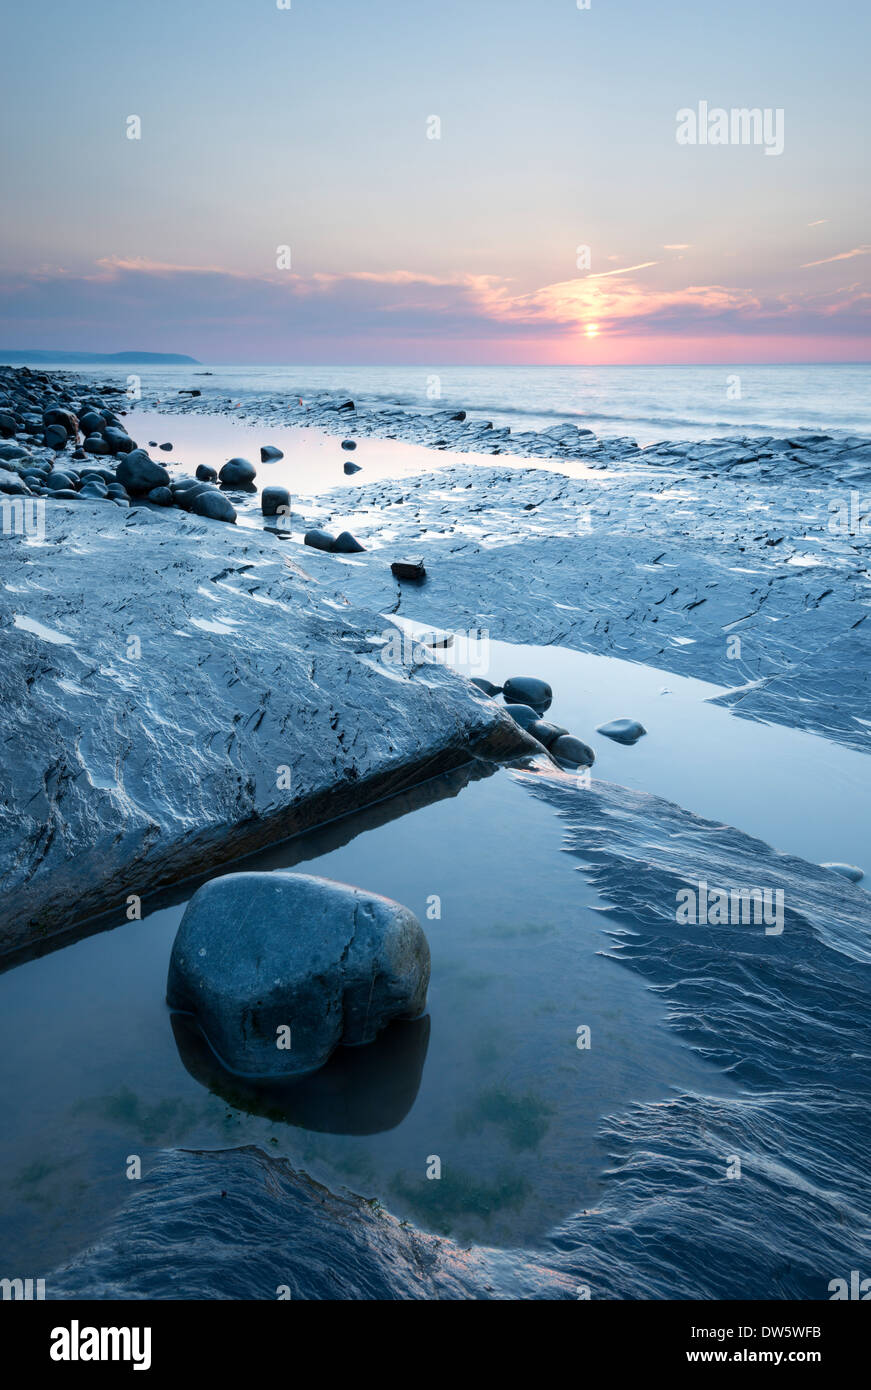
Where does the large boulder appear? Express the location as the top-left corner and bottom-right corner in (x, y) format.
(166, 872), (431, 1078)
(502, 676), (553, 712)
(116, 449), (171, 495)
(261, 485), (290, 517)
(191, 488), (236, 523)
(219, 457), (256, 487)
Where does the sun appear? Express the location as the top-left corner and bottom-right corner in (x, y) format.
(584, 323), (600, 339)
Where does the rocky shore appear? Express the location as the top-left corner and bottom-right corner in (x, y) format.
(0, 492), (533, 958)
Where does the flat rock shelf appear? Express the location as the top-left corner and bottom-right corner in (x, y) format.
(0, 502), (533, 957)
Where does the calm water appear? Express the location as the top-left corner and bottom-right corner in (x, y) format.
(32, 361), (871, 443)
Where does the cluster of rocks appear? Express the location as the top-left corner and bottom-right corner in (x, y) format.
(472, 675), (596, 767)
(0, 366), (253, 523)
(469, 676), (648, 767)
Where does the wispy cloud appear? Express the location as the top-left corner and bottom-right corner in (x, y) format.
(801, 246), (871, 268)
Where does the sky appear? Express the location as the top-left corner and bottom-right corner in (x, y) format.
(0, 0), (868, 364)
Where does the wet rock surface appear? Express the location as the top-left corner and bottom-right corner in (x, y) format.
(0, 504), (534, 956)
(46, 1145), (574, 1299)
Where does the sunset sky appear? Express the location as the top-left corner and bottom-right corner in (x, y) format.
(1, 0), (868, 363)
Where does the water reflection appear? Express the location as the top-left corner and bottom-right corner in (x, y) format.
(171, 1011), (430, 1135)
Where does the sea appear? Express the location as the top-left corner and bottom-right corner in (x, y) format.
(28, 360), (871, 445)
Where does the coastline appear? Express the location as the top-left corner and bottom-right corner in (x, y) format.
(3, 364), (871, 1300)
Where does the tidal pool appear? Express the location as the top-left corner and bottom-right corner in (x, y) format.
(1, 636), (867, 1285)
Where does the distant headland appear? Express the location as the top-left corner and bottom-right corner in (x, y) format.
(0, 350), (200, 365)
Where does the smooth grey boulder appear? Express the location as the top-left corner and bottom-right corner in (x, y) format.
(44, 471), (77, 491)
(304, 528), (335, 552)
(502, 676), (553, 712)
(470, 677), (503, 697)
(260, 445), (284, 462)
(504, 703), (542, 730)
(166, 871), (431, 1078)
(44, 407), (78, 434)
(0, 443), (30, 461)
(596, 718), (646, 745)
(820, 862), (864, 883)
(117, 450), (171, 495)
(44, 423), (68, 449)
(528, 720), (569, 748)
(173, 481), (214, 510)
(83, 434), (111, 455)
(0, 468), (31, 495)
(159, 442), (173, 451)
(331, 530), (365, 553)
(191, 488), (236, 523)
(219, 457), (256, 486)
(79, 411), (105, 436)
(341, 439), (357, 451)
(104, 427), (137, 454)
(195, 463), (218, 482)
(147, 486), (173, 506)
(261, 485), (291, 517)
(343, 461), (362, 475)
(551, 735), (595, 767)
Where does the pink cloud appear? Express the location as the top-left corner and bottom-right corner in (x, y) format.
(0, 258), (867, 363)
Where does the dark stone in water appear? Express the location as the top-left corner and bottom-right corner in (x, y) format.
(341, 439), (357, 451)
(159, 442), (173, 451)
(551, 734), (595, 767)
(171, 1009), (430, 1136)
(596, 718), (646, 745)
(504, 703), (543, 730)
(502, 676), (553, 712)
(261, 485), (291, 517)
(260, 445), (284, 462)
(343, 461), (362, 474)
(528, 720), (569, 748)
(195, 463), (218, 482)
(470, 677), (503, 697)
(390, 557), (426, 581)
(166, 871), (430, 1078)
(147, 486), (173, 506)
(116, 449), (171, 496)
(219, 457), (257, 486)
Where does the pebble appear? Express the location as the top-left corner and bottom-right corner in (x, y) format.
(596, 718), (646, 745)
